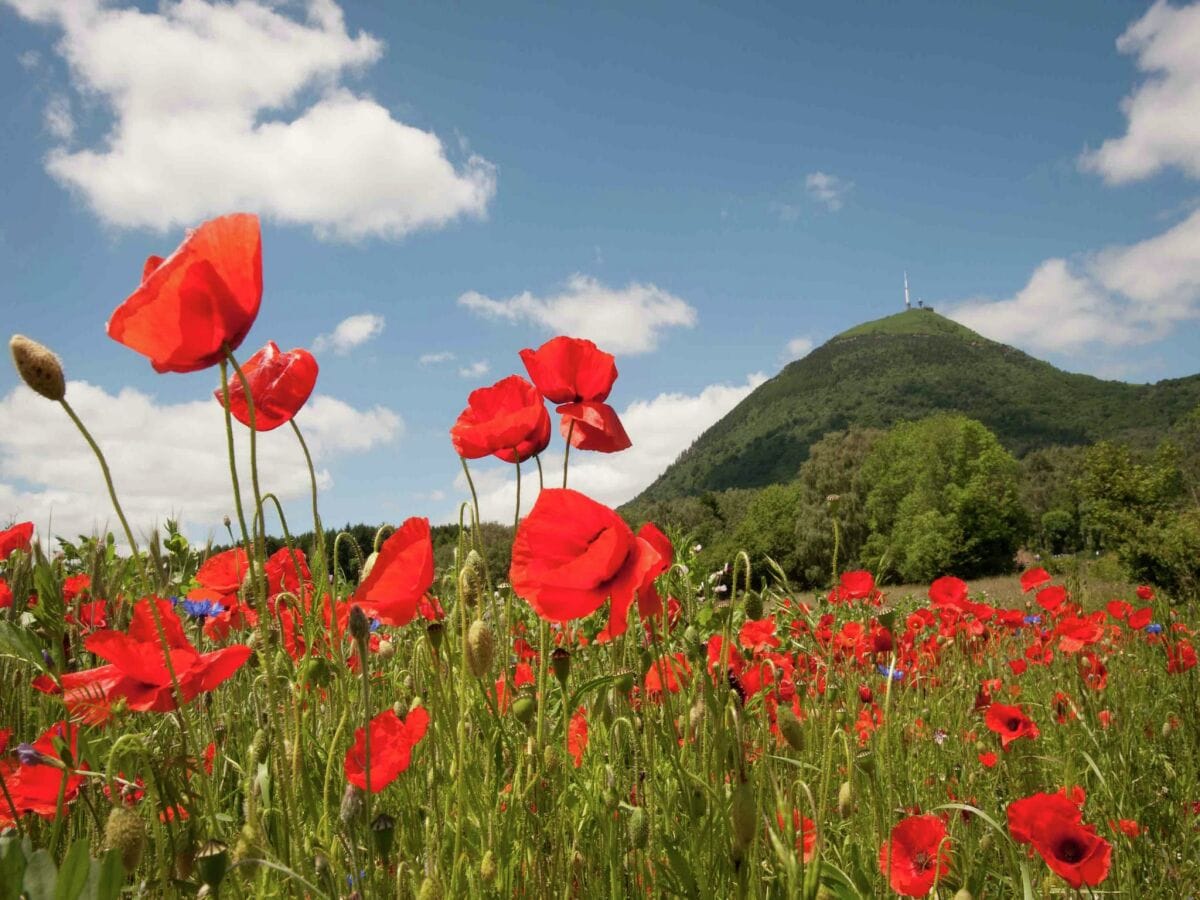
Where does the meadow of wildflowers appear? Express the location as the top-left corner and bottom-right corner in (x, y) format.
(1, 214), (1197, 898)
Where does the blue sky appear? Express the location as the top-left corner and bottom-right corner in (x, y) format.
(2, 0), (1200, 544)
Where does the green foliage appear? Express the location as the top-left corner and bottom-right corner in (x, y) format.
(860, 415), (1026, 583)
(631, 309), (1200, 505)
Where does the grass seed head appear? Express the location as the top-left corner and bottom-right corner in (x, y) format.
(10, 334), (65, 401)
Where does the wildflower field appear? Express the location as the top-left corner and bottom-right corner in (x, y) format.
(2, 214), (1198, 899)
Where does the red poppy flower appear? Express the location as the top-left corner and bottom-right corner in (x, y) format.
(196, 547), (249, 594)
(567, 706), (588, 767)
(635, 522), (672, 621)
(556, 401), (631, 453)
(1105, 599), (1131, 621)
(1020, 567), (1051, 593)
(214, 341), (317, 431)
(1036, 585), (1068, 612)
(928, 575), (968, 609)
(509, 489), (661, 623)
(1032, 816), (1112, 888)
(978, 751), (998, 768)
(0, 522), (33, 561)
(0, 722), (85, 828)
(777, 810), (817, 863)
(1135, 585), (1154, 601)
(519, 336), (618, 404)
(264, 546), (310, 596)
(878, 814), (951, 896)
(344, 706), (429, 793)
(350, 517), (434, 627)
(1127, 607), (1153, 630)
(44, 598), (251, 722)
(1109, 818), (1143, 839)
(739, 616), (781, 653)
(984, 703), (1039, 750)
(643, 652), (690, 695)
(1006, 788), (1085, 844)
(0, 579), (11, 610)
(1168, 639), (1197, 674)
(450, 375), (551, 462)
(108, 213), (262, 373)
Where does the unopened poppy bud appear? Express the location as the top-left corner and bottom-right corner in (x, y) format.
(689, 698), (705, 733)
(952, 889), (974, 900)
(360, 551), (378, 582)
(837, 781), (853, 818)
(417, 876), (444, 900)
(458, 549), (485, 607)
(377, 639), (395, 661)
(777, 706), (804, 751)
(348, 605), (370, 644)
(480, 850), (497, 884)
(978, 833), (993, 853)
(689, 788), (707, 817)
(10, 335), (65, 401)
(744, 592), (763, 621)
(730, 783), (756, 850)
(466, 619), (494, 678)
(196, 840), (230, 891)
(426, 621), (444, 653)
(222, 514), (231, 529)
(104, 806), (147, 873)
(542, 744), (560, 774)
(551, 647), (571, 686)
(512, 694), (537, 726)
(628, 807), (649, 849)
(370, 812), (395, 857)
(614, 670), (635, 694)
(339, 783), (365, 827)
(248, 728), (268, 764)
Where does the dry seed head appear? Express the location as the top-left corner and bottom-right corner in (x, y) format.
(466, 619), (495, 677)
(10, 335), (65, 401)
(104, 805), (147, 873)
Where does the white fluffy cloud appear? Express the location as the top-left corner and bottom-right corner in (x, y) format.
(313, 313), (385, 354)
(419, 351), (455, 366)
(458, 360), (490, 379)
(1080, 1), (1200, 183)
(948, 2), (1200, 359)
(784, 336), (815, 360)
(450, 373), (767, 522)
(805, 171), (852, 211)
(459, 274), (697, 355)
(5, 0), (496, 240)
(949, 207), (1200, 353)
(0, 381), (401, 545)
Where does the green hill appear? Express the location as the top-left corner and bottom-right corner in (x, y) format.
(628, 309), (1200, 506)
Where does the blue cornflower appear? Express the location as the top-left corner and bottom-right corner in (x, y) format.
(1145, 623), (1163, 634)
(1023, 615), (1042, 626)
(876, 664), (904, 681)
(181, 598), (226, 619)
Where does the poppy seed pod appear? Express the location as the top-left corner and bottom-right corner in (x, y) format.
(512, 694), (537, 726)
(426, 621), (445, 653)
(465, 619), (494, 678)
(340, 783), (365, 826)
(370, 812), (396, 857)
(10, 335), (66, 401)
(104, 806), (147, 873)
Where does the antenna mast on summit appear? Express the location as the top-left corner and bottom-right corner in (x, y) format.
(904, 272), (911, 310)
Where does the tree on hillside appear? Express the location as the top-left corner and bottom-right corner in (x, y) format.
(1019, 445), (1086, 553)
(860, 415), (1026, 583)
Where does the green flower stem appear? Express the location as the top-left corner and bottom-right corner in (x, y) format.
(289, 417), (327, 582)
(218, 360), (256, 599)
(535, 454), (544, 490)
(224, 348), (268, 605)
(513, 454), (522, 531)
(357, 632), (374, 897)
(562, 420), (575, 488)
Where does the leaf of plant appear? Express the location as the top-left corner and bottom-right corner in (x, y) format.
(21, 848), (58, 900)
(0, 838), (27, 900)
(54, 840), (91, 900)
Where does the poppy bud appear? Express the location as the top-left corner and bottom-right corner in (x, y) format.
(730, 783), (756, 851)
(348, 605), (370, 645)
(466, 619), (495, 678)
(196, 840), (230, 892)
(370, 812), (395, 857)
(614, 670), (635, 694)
(551, 647), (571, 686)
(377, 639), (395, 661)
(340, 783), (365, 827)
(777, 706), (804, 751)
(104, 806), (147, 873)
(249, 728), (268, 764)
(837, 780), (853, 818)
(9, 335), (66, 401)
(978, 833), (993, 853)
(628, 807), (649, 850)
(458, 550), (485, 607)
(480, 850), (497, 884)
(418, 876), (445, 900)
(744, 593), (763, 621)
(512, 694), (537, 726)
(542, 744), (561, 774)
(689, 698), (705, 733)
(360, 551), (378, 582)
(952, 889), (974, 900)
(426, 621), (445, 653)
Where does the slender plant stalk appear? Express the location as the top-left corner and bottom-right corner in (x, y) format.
(218, 360), (255, 598)
(224, 348), (268, 602)
(562, 420), (575, 488)
(290, 417), (327, 574)
(513, 455), (522, 530)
